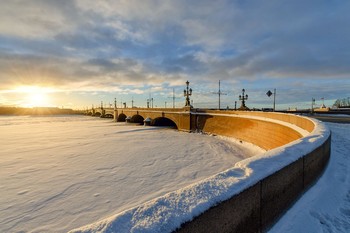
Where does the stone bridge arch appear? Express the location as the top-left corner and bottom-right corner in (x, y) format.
(104, 113), (114, 118)
(117, 113), (127, 122)
(113, 107), (191, 131)
(151, 117), (177, 128)
(131, 114), (144, 124)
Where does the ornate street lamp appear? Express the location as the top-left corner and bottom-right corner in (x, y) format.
(238, 89), (249, 110)
(184, 80), (192, 107)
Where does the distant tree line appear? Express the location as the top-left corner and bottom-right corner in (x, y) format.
(0, 107), (77, 115)
(333, 98), (350, 108)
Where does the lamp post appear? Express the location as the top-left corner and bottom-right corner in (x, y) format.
(101, 101), (103, 110)
(184, 80), (192, 107)
(239, 89), (249, 110)
(311, 98), (315, 114)
(114, 98), (117, 109)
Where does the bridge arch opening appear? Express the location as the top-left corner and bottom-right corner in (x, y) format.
(104, 113), (114, 118)
(151, 117), (177, 129)
(131, 115), (144, 124)
(117, 113), (127, 122)
(94, 112), (101, 117)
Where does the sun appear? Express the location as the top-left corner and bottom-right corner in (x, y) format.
(14, 86), (53, 107)
(28, 92), (49, 107)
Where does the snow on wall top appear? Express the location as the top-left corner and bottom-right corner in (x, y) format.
(69, 117), (330, 233)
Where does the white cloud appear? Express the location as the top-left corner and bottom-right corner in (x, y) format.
(0, 0), (79, 39)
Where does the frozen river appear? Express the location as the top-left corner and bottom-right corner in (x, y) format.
(0, 115), (263, 232)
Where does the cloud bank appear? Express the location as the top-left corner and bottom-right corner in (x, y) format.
(0, 0), (349, 108)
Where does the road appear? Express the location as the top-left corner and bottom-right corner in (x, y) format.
(309, 115), (350, 123)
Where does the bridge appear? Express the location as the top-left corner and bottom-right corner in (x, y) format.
(88, 106), (316, 150)
(83, 106), (331, 232)
(87, 106), (192, 131)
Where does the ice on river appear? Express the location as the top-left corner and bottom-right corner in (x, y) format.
(0, 115), (263, 232)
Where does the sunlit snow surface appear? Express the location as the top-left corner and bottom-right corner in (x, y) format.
(0, 116), (263, 232)
(269, 122), (350, 233)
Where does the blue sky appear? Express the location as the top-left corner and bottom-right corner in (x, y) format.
(0, 0), (349, 110)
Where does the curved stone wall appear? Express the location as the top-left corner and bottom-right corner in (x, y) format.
(191, 111), (310, 150)
(72, 111), (330, 233)
(177, 112), (330, 232)
(197, 110), (315, 133)
(175, 137), (331, 233)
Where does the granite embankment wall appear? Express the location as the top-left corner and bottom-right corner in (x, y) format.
(176, 111), (331, 233)
(70, 111), (330, 233)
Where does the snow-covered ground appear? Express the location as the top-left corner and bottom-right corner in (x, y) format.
(0, 115), (263, 233)
(269, 122), (350, 233)
(2, 116), (346, 233)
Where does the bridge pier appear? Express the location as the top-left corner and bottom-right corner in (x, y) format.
(179, 106), (192, 132)
(144, 117), (151, 126)
(114, 109), (118, 122)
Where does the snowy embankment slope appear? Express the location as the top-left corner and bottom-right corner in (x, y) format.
(269, 122), (350, 233)
(70, 118), (330, 233)
(0, 116), (262, 233)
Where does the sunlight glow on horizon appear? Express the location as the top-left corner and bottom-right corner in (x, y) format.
(10, 85), (55, 107)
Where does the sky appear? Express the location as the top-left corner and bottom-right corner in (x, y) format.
(0, 0), (349, 110)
